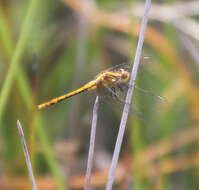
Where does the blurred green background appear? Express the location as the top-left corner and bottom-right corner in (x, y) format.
(0, 0), (199, 189)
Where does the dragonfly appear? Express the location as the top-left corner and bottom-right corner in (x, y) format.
(38, 63), (132, 110)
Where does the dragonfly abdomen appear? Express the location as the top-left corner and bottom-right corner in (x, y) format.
(38, 81), (96, 109)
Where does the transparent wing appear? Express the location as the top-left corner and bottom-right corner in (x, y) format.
(96, 80), (167, 120)
(97, 84), (148, 121)
(96, 81), (128, 100)
(106, 63), (132, 72)
(96, 63), (167, 119)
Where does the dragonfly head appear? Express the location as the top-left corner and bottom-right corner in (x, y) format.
(119, 69), (130, 83)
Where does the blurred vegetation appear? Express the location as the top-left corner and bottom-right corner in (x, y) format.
(0, 0), (199, 189)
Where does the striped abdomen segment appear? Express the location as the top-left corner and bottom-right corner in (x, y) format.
(38, 81), (96, 110)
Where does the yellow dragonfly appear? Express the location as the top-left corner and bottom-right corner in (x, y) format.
(38, 64), (131, 110)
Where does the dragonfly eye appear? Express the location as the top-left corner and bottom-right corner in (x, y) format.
(121, 71), (130, 82)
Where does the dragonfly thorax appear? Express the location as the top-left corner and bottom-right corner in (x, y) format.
(96, 69), (130, 88)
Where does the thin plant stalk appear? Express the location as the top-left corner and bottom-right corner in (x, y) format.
(105, 0), (151, 190)
(17, 120), (37, 190)
(0, 0), (40, 122)
(84, 96), (99, 190)
(179, 33), (199, 69)
(0, 8), (65, 189)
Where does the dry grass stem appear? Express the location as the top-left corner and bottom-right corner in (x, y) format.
(105, 0), (151, 189)
(179, 33), (199, 69)
(85, 96), (99, 190)
(16, 120), (37, 190)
